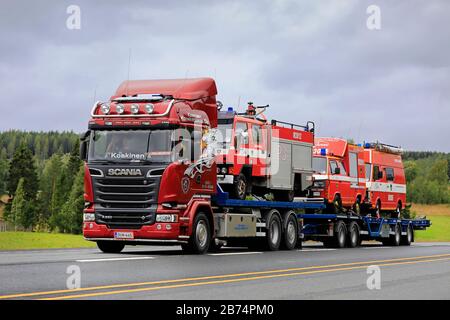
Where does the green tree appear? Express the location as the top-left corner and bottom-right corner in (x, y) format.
(58, 165), (84, 233)
(9, 178), (35, 229)
(6, 143), (39, 200)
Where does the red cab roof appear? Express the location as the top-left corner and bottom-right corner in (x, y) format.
(113, 77), (217, 101)
(314, 137), (348, 158)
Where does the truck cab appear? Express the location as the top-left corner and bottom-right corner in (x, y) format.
(215, 103), (315, 201)
(363, 142), (406, 218)
(311, 138), (366, 214)
(80, 78), (218, 254)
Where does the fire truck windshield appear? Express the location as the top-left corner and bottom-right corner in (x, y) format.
(313, 157), (327, 174)
(216, 124), (233, 147)
(88, 130), (175, 163)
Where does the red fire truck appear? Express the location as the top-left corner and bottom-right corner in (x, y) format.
(215, 103), (315, 201)
(310, 137), (366, 214)
(363, 142), (406, 218)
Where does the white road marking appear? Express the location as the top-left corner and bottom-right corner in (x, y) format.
(208, 252), (263, 256)
(299, 249), (337, 252)
(363, 246), (392, 249)
(76, 256), (155, 262)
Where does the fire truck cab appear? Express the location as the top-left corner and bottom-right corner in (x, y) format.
(215, 103), (315, 201)
(311, 137), (366, 214)
(363, 142), (406, 218)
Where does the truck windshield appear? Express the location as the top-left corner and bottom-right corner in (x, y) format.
(89, 130), (175, 163)
(216, 124), (233, 147)
(313, 157), (327, 174)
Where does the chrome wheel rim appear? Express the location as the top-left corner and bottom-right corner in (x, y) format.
(237, 180), (246, 198)
(286, 220), (296, 244)
(196, 220), (208, 248)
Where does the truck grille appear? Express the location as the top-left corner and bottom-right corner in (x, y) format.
(91, 169), (162, 229)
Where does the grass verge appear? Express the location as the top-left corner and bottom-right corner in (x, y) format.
(0, 232), (96, 251)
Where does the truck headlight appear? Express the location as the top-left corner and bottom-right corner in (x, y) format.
(100, 103), (110, 115)
(221, 167), (228, 174)
(130, 104), (139, 114)
(145, 103), (154, 113)
(83, 213), (95, 222)
(116, 104), (125, 114)
(156, 214), (178, 223)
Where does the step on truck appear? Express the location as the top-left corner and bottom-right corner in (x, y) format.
(80, 77), (430, 254)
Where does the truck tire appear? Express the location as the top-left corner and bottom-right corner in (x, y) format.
(182, 213), (211, 254)
(401, 224), (413, 246)
(265, 210), (282, 251)
(347, 221), (360, 248)
(97, 241), (125, 253)
(230, 173), (248, 200)
(334, 221), (347, 248)
(387, 223), (401, 246)
(281, 213), (298, 250)
(333, 195), (343, 214)
(353, 199), (361, 216)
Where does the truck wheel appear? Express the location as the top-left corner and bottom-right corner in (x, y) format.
(353, 199), (361, 216)
(281, 214), (298, 250)
(96, 241), (125, 253)
(393, 203), (402, 219)
(388, 224), (401, 246)
(401, 224), (413, 246)
(265, 211), (282, 251)
(333, 195), (343, 214)
(182, 213), (211, 254)
(375, 200), (381, 218)
(334, 221), (347, 248)
(231, 173), (248, 200)
(347, 221), (360, 248)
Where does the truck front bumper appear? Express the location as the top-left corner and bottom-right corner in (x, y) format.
(83, 221), (188, 243)
(217, 174), (234, 184)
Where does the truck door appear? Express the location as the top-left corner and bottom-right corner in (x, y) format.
(233, 121), (250, 170)
(250, 124), (267, 176)
(330, 159), (350, 205)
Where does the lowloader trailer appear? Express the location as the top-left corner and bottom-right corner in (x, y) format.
(213, 186), (431, 250)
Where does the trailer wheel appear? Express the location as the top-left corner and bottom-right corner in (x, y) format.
(96, 241), (125, 254)
(182, 213), (211, 254)
(347, 221), (360, 248)
(353, 199), (361, 216)
(334, 221), (347, 248)
(386, 223), (401, 246)
(281, 214), (298, 250)
(401, 224), (413, 246)
(231, 173), (248, 200)
(265, 210), (282, 251)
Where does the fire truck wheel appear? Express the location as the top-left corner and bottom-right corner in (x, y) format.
(182, 213), (211, 254)
(387, 223), (401, 246)
(401, 224), (413, 246)
(231, 173), (248, 200)
(347, 221), (360, 248)
(281, 214), (298, 250)
(353, 199), (361, 216)
(265, 211), (282, 251)
(333, 195), (343, 214)
(375, 200), (381, 218)
(393, 203), (402, 219)
(96, 241), (125, 254)
(334, 221), (347, 248)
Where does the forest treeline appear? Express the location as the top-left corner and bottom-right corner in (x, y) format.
(0, 130), (449, 233)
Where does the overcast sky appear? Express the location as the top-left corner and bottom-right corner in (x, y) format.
(0, 0), (449, 151)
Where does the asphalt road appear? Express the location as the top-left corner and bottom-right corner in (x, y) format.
(0, 242), (449, 300)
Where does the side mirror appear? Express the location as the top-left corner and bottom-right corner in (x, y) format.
(80, 140), (88, 161)
(79, 130), (90, 161)
(334, 167), (341, 175)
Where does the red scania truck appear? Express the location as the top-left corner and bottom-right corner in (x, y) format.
(80, 78), (430, 253)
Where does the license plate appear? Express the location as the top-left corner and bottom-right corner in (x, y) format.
(114, 232), (134, 240)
